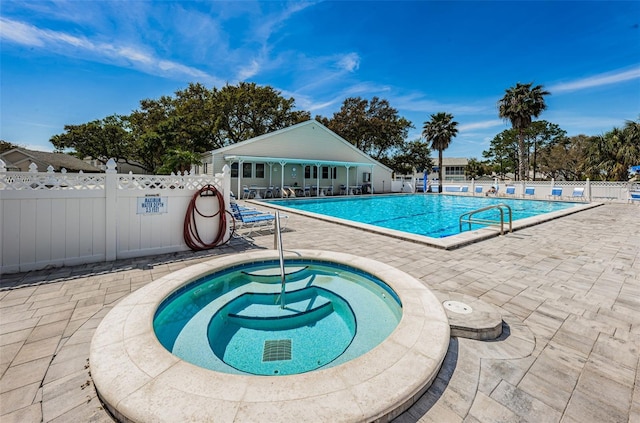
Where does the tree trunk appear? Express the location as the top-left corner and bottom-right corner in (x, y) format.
(518, 130), (526, 181)
(438, 149), (443, 193)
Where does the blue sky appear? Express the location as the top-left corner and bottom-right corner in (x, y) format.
(1, 1), (639, 159)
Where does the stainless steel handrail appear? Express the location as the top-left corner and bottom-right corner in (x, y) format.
(274, 211), (287, 308)
(459, 204), (513, 235)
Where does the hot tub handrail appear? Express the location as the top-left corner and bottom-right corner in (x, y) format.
(274, 211), (286, 308)
(459, 203), (512, 235)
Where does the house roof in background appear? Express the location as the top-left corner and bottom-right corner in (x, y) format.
(0, 148), (101, 172)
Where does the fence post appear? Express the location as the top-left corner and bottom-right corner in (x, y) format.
(586, 178), (591, 202)
(105, 159), (117, 262)
(221, 164), (232, 242)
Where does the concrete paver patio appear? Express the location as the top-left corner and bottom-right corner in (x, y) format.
(1, 202), (638, 422)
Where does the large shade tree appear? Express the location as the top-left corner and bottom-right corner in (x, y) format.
(211, 82), (310, 147)
(498, 82), (550, 181)
(422, 112), (458, 193)
(50, 82), (310, 173)
(50, 115), (135, 166)
(317, 97), (413, 163)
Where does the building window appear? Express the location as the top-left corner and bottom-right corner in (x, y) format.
(305, 165), (318, 179)
(255, 163), (265, 178)
(321, 166), (336, 179)
(243, 162), (252, 178)
(231, 162), (238, 178)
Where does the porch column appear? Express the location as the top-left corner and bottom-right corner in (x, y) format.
(345, 165), (351, 194)
(267, 162), (274, 186)
(237, 159), (244, 199)
(280, 162), (286, 197)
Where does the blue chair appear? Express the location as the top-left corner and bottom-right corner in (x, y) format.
(629, 191), (640, 203)
(505, 186), (516, 195)
(474, 186), (483, 195)
(570, 187), (585, 201)
(524, 186), (535, 196)
(549, 187), (563, 199)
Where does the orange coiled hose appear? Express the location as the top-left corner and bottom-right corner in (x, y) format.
(183, 184), (230, 251)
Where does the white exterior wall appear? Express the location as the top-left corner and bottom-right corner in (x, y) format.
(1, 162), (231, 274)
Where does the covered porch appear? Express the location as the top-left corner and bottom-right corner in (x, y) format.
(222, 154), (376, 199)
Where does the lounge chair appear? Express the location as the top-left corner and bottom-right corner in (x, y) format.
(505, 186), (516, 195)
(549, 187), (563, 199)
(474, 186), (483, 195)
(231, 207), (288, 238)
(461, 186), (469, 193)
(524, 186), (535, 197)
(629, 191), (640, 203)
(570, 187), (585, 201)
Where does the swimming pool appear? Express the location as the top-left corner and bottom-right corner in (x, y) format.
(265, 194), (596, 249)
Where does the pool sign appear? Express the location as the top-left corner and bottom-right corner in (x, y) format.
(137, 195), (168, 214)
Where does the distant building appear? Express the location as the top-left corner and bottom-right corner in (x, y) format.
(0, 148), (101, 172)
(429, 157), (469, 182)
(403, 157), (469, 183)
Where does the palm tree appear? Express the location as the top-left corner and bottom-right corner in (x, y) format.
(498, 82), (550, 181)
(422, 112), (458, 193)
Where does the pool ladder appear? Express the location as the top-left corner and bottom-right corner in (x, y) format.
(273, 211), (287, 308)
(459, 204), (513, 235)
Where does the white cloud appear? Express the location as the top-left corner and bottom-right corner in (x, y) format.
(0, 17), (216, 83)
(337, 53), (360, 73)
(549, 67), (640, 93)
(458, 120), (503, 131)
(237, 60), (261, 80)
(0, 17), (45, 46)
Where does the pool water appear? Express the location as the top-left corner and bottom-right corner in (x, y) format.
(154, 259), (402, 375)
(269, 194), (579, 238)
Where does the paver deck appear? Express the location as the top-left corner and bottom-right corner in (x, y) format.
(1, 202), (638, 422)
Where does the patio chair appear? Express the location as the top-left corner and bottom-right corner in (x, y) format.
(549, 187), (563, 199)
(474, 185), (483, 195)
(242, 185), (254, 199)
(461, 186), (469, 193)
(570, 187), (585, 201)
(339, 185), (347, 195)
(629, 191), (640, 203)
(505, 186), (516, 195)
(264, 186), (275, 198)
(524, 186), (535, 197)
(325, 185), (333, 196)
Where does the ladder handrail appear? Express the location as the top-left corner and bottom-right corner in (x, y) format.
(459, 203), (513, 235)
(274, 211), (287, 309)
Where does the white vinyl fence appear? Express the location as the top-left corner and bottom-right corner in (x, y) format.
(1, 159), (231, 274)
(439, 178), (639, 202)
